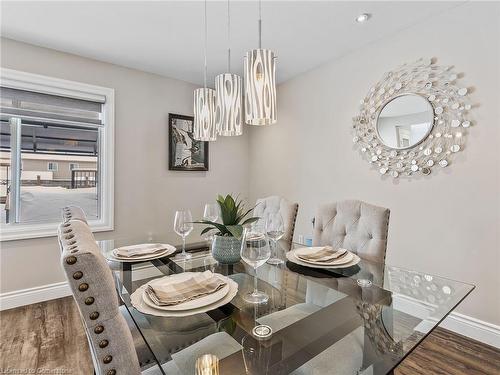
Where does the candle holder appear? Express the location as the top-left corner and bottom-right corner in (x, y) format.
(195, 353), (219, 375)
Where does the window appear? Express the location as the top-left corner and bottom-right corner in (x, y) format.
(69, 163), (79, 171)
(47, 162), (58, 171)
(0, 68), (114, 240)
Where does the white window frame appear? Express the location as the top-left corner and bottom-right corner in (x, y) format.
(0, 68), (114, 241)
(47, 162), (59, 172)
(69, 163), (80, 171)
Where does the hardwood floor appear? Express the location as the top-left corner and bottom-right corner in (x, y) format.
(0, 297), (93, 374)
(1, 297), (499, 374)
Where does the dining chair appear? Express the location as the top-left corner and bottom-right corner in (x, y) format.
(313, 199), (390, 263)
(253, 195), (299, 250)
(62, 205), (88, 223)
(260, 200), (391, 374)
(59, 219), (241, 375)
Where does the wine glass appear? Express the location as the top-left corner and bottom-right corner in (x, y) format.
(203, 203), (219, 222)
(240, 227), (271, 304)
(174, 209), (193, 260)
(265, 213), (285, 265)
(203, 202), (219, 253)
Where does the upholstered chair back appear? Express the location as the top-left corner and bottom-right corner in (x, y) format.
(62, 205), (88, 223)
(59, 219), (140, 375)
(253, 195), (299, 250)
(312, 200), (390, 263)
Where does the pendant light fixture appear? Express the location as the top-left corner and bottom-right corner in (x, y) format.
(193, 0), (216, 141)
(215, 0), (243, 136)
(244, 0), (277, 126)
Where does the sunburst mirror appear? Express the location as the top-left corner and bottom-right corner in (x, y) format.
(352, 58), (473, 179)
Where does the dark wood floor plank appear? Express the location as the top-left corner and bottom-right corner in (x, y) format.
(1, 297), (499, 375)
(0, 297), (93, 373)
(396, 327), (500, 375)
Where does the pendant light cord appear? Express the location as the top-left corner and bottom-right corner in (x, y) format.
(204, 0), (208, 88)
(258, 0), (262, 49)
(227, 0), (231, 72)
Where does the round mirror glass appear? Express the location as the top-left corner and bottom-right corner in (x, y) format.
(376, 94), (434, 149)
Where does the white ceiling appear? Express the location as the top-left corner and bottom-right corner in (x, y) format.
(1, 1), (464, 86)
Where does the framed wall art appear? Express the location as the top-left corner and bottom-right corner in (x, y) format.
(168, 113), (209, 171)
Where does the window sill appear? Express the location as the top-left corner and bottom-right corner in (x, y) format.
(0, 220), (113, 241)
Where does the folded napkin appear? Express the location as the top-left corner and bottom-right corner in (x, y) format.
(113, 243), (167, 258)
(297, 246), (348, 263)
(145, 271), (227, 306)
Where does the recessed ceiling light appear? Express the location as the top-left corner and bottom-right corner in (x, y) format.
(356, 13), (371, 23)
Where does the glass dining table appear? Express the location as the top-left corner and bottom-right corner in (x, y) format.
(98, 236), (474, 375)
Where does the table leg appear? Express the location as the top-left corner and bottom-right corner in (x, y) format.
(121, 262), (132, 292)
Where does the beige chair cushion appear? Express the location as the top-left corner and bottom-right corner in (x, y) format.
(59, 219), (141, 375)
(253, 195), (299, 250)
(313, 200), (390, 263)
(291, 327), (364, 375)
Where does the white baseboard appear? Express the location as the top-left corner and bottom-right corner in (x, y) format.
(0, 264), (159, 312)
(439, 311), (500, 348)
(394, 294), (500, 348)
(1, 280), (498, 348)
(0, 281), (71, 311)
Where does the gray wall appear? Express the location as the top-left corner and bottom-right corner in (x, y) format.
(248, 2), (500, 325)
(0, 38), (249, 293)
(1, 2), (499, 329)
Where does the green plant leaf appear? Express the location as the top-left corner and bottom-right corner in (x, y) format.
(197, 194), (259, 237)
(218, 196), (230, 225)
(200, 227), (216, 235)
(194, 220), (230, 236)
(193, 220), (217, 226)
(241, 217), (260, 225)
(225, 195), (237, 223)
(235, 205), (257, 224)
(226, 225), (243, 239)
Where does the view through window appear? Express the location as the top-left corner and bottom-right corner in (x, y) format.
(0, 86), (102, 225)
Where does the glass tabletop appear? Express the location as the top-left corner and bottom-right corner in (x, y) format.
(98, 236), (474, 375)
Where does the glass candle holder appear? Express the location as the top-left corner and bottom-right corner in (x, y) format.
(195, 354), (219, 375)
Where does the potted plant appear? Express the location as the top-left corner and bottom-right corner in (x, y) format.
(196, 194), (259, 264)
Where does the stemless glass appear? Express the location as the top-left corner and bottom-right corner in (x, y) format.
(265, 213), (285, 265)
(174, 209), (193, 260)
(242, 335), (271, 374)
(240, 227), (271, 304)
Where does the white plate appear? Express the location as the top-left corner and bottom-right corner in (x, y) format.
(141, 272), (230, 311)
(293, 247), (354, 265)
(130, 276), (239, 317)
(113, 243), (175, 258)
(287, 250), (361, 269)
(108, 243), (176, 262)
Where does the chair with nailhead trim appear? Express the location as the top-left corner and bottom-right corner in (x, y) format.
(313, 200), (390, 264)
(60, 205), (127, 273)
(253, 195), (299, 251)
(60, 219), (141, 375)
(60, 219), (242, 375)
(62, 205), (88, 223)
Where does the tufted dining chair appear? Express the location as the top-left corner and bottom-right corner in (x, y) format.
(260, 200), (391, 375)
(59, 219), (241, 375)
(62, 205), (88, 223)
(312, 200), (390, 263)
(253, 195), (299, 250)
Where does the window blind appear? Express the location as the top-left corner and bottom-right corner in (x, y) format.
(0, 122), (99, 155)
(0, 87), (104, 126)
